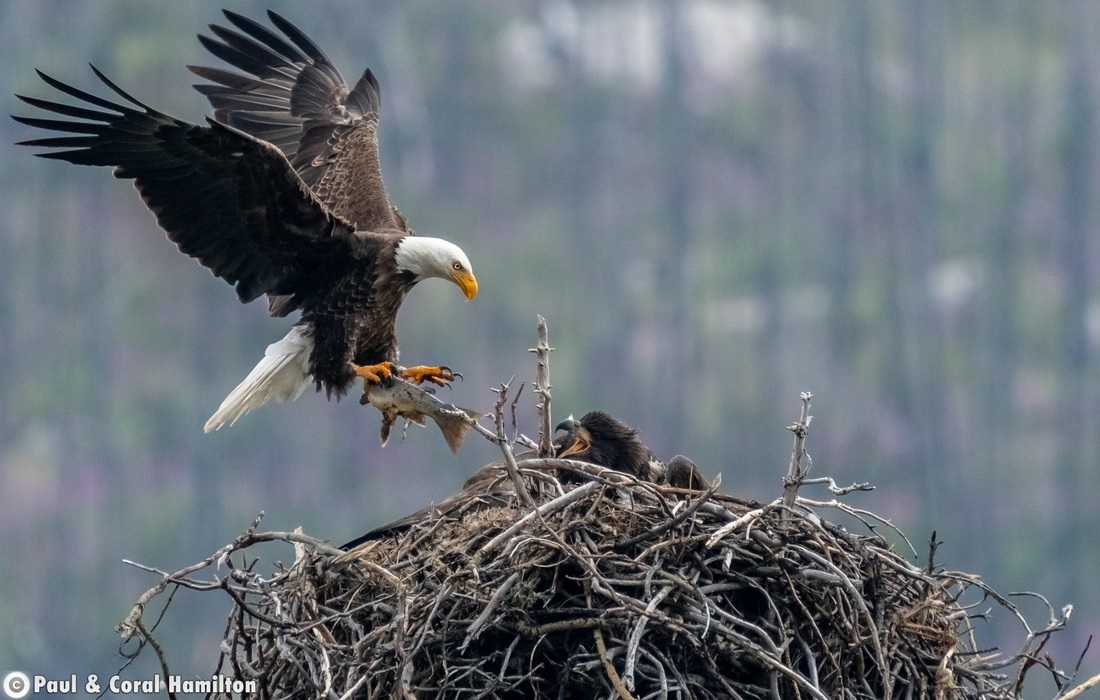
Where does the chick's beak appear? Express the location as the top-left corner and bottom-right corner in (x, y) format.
(555, 418), (579, 433)
(453, 270), (478, 300)
(557, 425), (591, 459)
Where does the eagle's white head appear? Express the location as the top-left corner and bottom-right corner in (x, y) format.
(394, 237), (478, 300)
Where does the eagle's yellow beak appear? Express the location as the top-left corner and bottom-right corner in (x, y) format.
(453, 270), (478, 301)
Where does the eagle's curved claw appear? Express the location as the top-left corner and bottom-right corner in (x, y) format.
(401, 365), (460, 387)
(353, 361), (395, 392)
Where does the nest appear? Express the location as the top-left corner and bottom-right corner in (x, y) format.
(117, 329), (1089, 698)
(120, 457), (1082, 699)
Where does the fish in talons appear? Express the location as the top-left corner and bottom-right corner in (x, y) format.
(359, 370), (479, 452)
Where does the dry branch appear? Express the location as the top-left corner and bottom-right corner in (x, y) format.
(780, 391), (814, 522)
(530, 315), (555, 458)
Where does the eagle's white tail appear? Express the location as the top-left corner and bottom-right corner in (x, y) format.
(204, 325), (314, 432)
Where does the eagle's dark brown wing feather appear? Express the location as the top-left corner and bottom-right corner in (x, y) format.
(13, 66), (357, 308)
(188, 10), (401, 232)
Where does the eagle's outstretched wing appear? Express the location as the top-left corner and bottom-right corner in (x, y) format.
(13, 66), (358, 308)
(188, 9), (402, 232)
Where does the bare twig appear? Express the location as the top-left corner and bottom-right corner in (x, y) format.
(461, 570), (522, 651)
(594, 627), (635, 700)
(530, 315), (555, 457)
(1059, 672), (1100, 700)
(490, 379), (536, 509)
(799, 476), (874, 495)
(780, 392), (814, 522)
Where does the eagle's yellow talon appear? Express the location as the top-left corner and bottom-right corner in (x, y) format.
(353, 361), (395, 389)
(401, 365), (459, 387)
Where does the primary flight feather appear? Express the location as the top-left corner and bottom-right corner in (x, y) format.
(12, 11), (477, 432)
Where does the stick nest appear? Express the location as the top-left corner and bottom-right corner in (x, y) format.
(134, 461), (1074, 699)
(118, 326), (1090, 698)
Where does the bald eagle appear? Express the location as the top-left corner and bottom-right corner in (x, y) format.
(341, 411), (708, 549)
(12, 10), (477, 432)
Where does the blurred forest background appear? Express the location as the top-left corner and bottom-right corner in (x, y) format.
(2, 0), (1097, 690)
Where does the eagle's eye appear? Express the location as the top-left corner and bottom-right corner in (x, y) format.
(452, 261), (463, 271)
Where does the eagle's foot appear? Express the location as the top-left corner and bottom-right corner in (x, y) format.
(353, 361), (395, 390)
(401, 365), (461, 387)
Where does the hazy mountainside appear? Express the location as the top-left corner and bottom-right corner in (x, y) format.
(0, 0), (1096, 688)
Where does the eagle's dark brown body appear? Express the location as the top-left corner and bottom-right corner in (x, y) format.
(298, 232), (415, 395)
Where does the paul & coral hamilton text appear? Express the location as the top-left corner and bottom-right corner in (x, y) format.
(23, 673), (256, 695)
